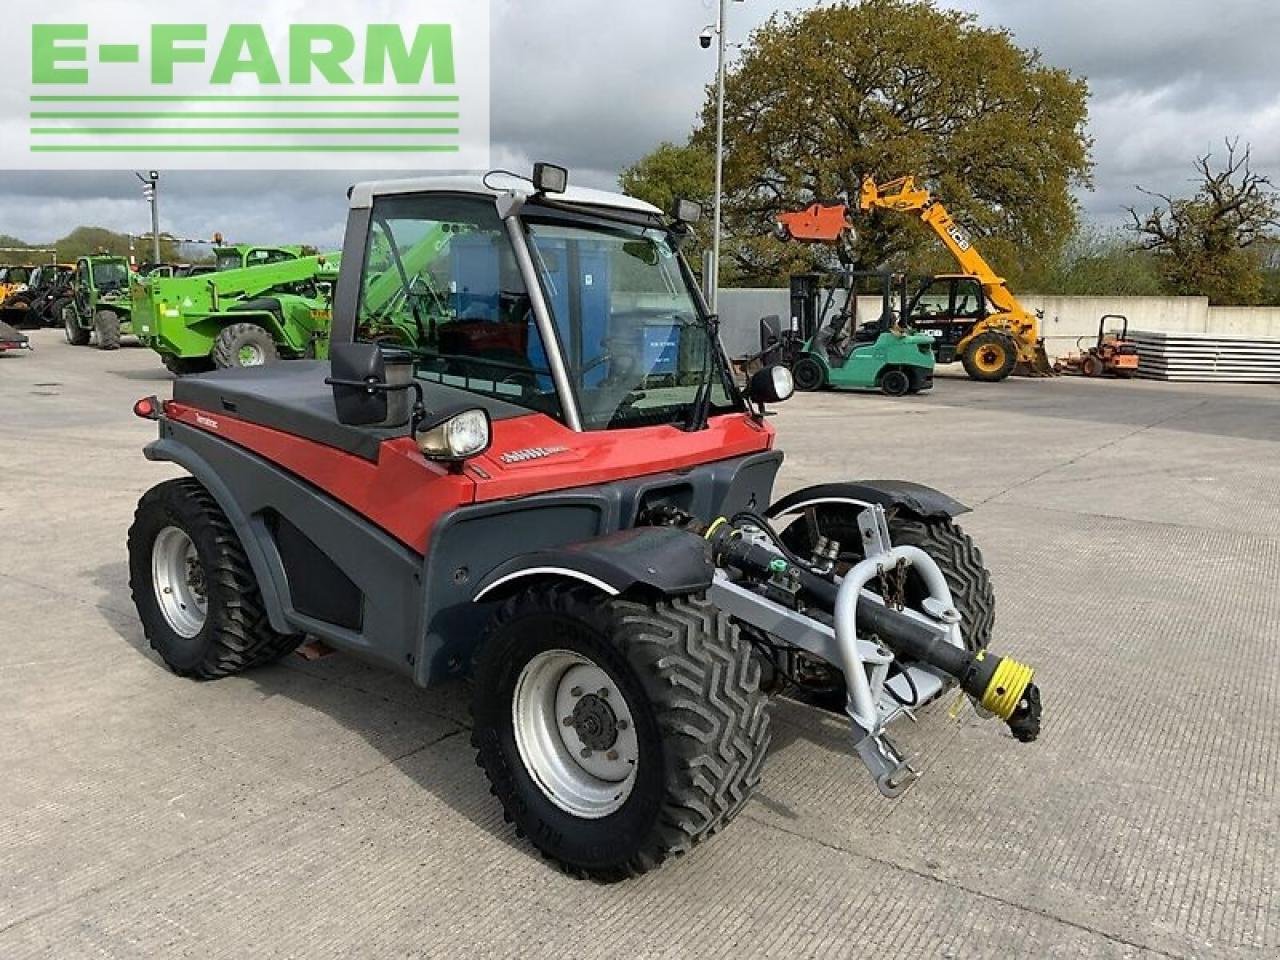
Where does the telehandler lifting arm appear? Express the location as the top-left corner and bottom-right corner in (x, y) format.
(858, 176), (1052, 373)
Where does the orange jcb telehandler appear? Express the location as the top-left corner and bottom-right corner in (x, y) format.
(776, 176), (1055, 382)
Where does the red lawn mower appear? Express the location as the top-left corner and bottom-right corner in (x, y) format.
(126, 165), (1042, 880)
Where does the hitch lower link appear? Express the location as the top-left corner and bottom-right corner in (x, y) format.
(704, 505), (1042, 798)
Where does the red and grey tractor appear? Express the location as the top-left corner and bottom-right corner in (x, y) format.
(126, 164), (1041, 880)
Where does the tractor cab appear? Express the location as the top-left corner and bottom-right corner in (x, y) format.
(781, 270), (935, 396)
(213, 245), (308, 272)
(336, 169), (771, 433)
(901, 273), (989, 364)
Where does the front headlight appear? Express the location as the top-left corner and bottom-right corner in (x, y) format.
(415, 408), (492, 462)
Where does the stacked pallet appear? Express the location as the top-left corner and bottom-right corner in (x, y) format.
(1130, 330), (1280, 382)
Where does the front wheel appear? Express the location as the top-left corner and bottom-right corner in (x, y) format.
(94, 310), (122, 350)
(791, 354), (826, 392)
(961, 332), (1017, 382)
(64, 306), (90, 346)
(471, 584), (771, 880)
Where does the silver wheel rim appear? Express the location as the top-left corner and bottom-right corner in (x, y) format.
(151, 526), (208, 638)
(64, 311), (75, 342)
(512, 650), (639, 819)
(237, 343), (266, 366)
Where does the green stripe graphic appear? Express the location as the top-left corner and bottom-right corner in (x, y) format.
(30, 95), (459, 103)
(30, 144), (461, 153)
(32, 111), (458, 119)
(32, 127), (460, 136)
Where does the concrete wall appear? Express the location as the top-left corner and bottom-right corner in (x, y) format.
(715, 289), (1280, 359)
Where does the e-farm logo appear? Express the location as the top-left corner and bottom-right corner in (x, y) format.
(4, 1), (490, 170)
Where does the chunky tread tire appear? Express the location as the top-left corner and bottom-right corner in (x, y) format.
(128, 478), (301, 679)
(94, 310), (122, 350)
(471, 583), (771, 881)
(64, 306), (90, 346)
(887, 516), (995, 652)
(212, 323), (279, 369)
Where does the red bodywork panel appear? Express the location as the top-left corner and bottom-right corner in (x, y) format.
(165, 401), (774, 554)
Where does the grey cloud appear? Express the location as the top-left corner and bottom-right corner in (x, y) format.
(0, 0), (1276, 242)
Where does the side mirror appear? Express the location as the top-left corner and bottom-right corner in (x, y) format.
(327, 343), (413, 427)
(671, 198), (703, 224)
(747, 364), (794, 405)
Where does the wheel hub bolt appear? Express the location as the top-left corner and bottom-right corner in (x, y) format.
(570, 685), (583, 697)
(580, 747), (592, 759)
(597, 688), (609, 698)
(617, 719), (628, 730)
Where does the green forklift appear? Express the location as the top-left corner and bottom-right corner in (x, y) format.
(63, 255), (135, 350)
(764, 271), (936, 396)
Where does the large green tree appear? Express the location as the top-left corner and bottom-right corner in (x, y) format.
(1127, 140), (1280, 305)
(622, 0), (1091, 287)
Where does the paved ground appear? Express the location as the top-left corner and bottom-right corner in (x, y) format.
(2, 329), (1278, 959)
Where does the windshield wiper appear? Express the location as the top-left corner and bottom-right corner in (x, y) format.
(683, 314), (720, 433)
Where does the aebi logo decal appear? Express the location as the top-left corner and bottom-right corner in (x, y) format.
(3, 1), (490, 169)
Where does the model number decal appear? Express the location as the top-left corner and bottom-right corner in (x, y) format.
(499, 445), (569, 464)
(195, 413), (219, 430)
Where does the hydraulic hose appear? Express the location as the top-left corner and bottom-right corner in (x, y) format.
(707, 521), (1041, 742)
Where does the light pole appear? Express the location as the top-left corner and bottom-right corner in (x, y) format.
(702, 0), (741, 313)
(136, 170), (161, 265)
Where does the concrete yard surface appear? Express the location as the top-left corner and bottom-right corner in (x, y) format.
(1, 330), (1278, 959)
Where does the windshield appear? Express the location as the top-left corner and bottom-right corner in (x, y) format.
(525, 217), (735, 430)
(352, 194), (737, 430)
(92, 260), (129, 290)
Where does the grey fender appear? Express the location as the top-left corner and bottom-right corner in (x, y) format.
(143, 436), (295, 634)
(472, 526), (714, 604)
(765, 480), (970, 522)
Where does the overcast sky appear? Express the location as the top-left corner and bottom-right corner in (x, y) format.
(0, 0), (1276, 248)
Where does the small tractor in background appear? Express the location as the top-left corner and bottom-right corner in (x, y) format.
(0, 264), (37, 308)
(1054, 314), (1140, 378)
(62, 255), (136, 350)
(132, 246), (339, 374)
(0, 263), (73, 327)
(758, 270), (935, 395)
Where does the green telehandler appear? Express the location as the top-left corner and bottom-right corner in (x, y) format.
(133, 245), (339, 374)
(63, 255), (135, 350)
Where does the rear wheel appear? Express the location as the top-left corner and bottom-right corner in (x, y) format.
(213, 323), (279, 369)
(791, 354), (826, 391)
(961, 332), (1017, 382)
(64, 306), (90, 346)
(471, 584), (771, 880)
(1080, 354), (1103, 377)
(128, 478), (301, 679)
(879, 368), (911, 397)
(94, 310), (121, 350)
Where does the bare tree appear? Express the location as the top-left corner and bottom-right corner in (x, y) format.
(1128, 139), (1280, 304)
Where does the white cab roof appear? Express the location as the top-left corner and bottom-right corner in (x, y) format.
(347, 173), (662, 216)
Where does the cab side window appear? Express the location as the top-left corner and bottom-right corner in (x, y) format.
(355, 194), (563, 421)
